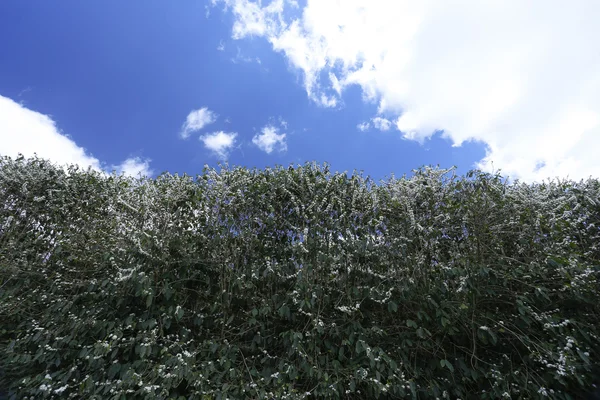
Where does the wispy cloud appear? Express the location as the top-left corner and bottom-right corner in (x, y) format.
(372, 117), (392, 131)
(0, 94), (152, 177)
(357, 122), (370, 132)
(278, 117), (288, 129)
(200, 131), (237, 159)
(252, 125), (287, 154)
(231, 47), (262, 65)
(216, 0), (600, 182)
(181, 107), (217, 139)
(18, 86), (32, 98)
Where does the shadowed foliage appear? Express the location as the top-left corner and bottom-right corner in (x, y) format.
(0, 155), (599, 399)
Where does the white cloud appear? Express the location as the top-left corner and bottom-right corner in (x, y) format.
(181, 107), (217, 139)
(200, 131), (237, 158)
(231, 47), (263, 65)
(372, 117), (392, 131)
(318, 94), (337, 108)
(110, 157), (153, 178)
(0, 94), (102, 170)
(0, 94), (153, 177)
(216, 0), (600, 182)
(357, 122), (370, 132)
(217, 40), (225, 51)
(225, 0), (286, 39)
(252, 125), (287, 153)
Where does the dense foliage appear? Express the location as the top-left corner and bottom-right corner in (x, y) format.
(0, 154), (599, 399)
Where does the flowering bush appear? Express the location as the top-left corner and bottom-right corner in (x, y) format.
(0, 155), (598, 399)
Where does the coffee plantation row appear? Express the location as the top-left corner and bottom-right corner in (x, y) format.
(0, 155), (599, 399)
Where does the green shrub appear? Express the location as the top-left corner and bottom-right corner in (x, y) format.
(0, 155), (598, 399)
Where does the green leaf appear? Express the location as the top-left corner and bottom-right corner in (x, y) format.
(108, 363), (121, 379)
(278, 305), (290, 319)
(388, 301), (398, 313)
(164, 285), (174, 301)
(488, 330), (498, 345)
(409, 381), (417, 398)
(577, 349), (590, 365)
(440, 359), (454, 372)
(406, 319), (418, 328)
(172, 306), (183, 323)
(355, 341), (362, 354)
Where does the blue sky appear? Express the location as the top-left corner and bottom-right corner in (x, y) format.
(1, 1), (598, 182)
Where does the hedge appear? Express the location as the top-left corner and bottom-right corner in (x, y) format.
(0, 155), (599, 399)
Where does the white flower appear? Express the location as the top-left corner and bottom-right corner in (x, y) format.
(54, 385), (68, 394)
